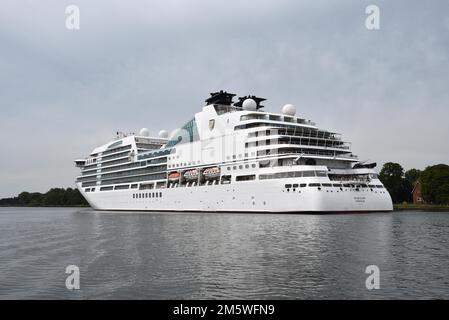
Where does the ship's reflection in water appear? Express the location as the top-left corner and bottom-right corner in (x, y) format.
(0, 208), (448, 299)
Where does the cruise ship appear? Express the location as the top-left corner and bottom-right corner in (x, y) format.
(75, 91), (393, 213)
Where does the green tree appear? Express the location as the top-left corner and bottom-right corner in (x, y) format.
(404, 168), (422, 201)
(405, 169), (421, 186)
(1, 187), (88, 207)
(420, 164), (449, 205)
(43, 188), (66, 206)
(17, 192), (31, 205)
(379, 162), (409, 203)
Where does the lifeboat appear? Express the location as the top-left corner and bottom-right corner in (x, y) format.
(168, 171), (181, 182)
(203, 167), (220, 180)
(184, 169), (199, 181)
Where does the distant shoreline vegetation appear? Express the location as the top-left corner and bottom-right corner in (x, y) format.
(393, 203), (449, 211)
(0, 188), (89, 207)
(379, 163), (449, 206)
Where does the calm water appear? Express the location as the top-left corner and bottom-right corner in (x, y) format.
(0, 207), (448, 299)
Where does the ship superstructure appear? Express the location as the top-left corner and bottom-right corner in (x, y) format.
(75, 91), (393, 212)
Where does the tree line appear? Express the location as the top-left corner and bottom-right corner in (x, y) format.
(379, 163), (449, 205)
(0, 188), (88, 207)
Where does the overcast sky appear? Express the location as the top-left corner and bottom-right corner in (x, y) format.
(1, 0), (448, 197)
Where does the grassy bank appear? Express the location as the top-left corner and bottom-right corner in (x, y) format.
(394, 203), (449, 211)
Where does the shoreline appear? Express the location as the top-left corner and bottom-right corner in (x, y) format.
(0, 205), (90, 208)
(1, 205), (448, 212)
(394, 204), (449, 212)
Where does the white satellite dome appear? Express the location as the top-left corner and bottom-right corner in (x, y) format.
(158, 129), (168, 139)
(282, 104), (296, 116)
(169, 128), (181, 140)
(242, 98), (257, 111)
(139, 128), (150, 137)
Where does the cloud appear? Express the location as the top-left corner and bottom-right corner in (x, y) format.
(0, 0), (448, 197)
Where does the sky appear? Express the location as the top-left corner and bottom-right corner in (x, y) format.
(1, 0), (448, 197)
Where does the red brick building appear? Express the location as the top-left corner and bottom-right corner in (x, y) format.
(412, 181), (425, 204)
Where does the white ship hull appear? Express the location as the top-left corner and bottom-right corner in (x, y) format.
(77, 180), (393, 213)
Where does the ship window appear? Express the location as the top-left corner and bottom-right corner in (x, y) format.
(285, 184), (292, 188)
(309, 183), (321, 187)
(316, 171), (328, 177)
(165, 118), (199, 147)
(252, 164), (256, 168)
(221, 175), (231, 184)
(303, 171), (316, 177)
(322, 183), (332, 187)
(239, 165), (243, 169)
(376, 185), (383, 188)
(115, 185), (130, 190)
(233, 166), (237, 170)
(100, 186), (113, 191)
(233, 155), (236, 159)
(275, 172), (288, 179)
(131, 184), (138, 189)
(300, 183), (307, 187)
(245, 164), (249, 169)
(159, 192), (162, 197)
(236, 174), (256, 181)
(294, 171), (302, 177)
(333, 184), (343, 187)
(245, 153), (248, 157)
(155, 193), (158, 198)
(227, 167), (231, 171)
(85, 188), (90, 192)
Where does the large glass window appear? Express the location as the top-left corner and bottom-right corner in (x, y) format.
(165, 118), (199, 147)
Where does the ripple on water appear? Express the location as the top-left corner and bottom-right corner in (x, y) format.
(1, 208), (449, 299)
